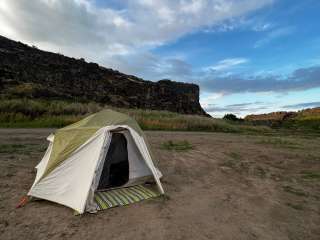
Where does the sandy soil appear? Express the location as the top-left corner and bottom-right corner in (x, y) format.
(0, 129), (319, 240)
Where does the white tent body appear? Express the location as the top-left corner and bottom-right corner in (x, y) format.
(28, 125), (164, 214)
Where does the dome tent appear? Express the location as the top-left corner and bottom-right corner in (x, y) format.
(28, 109), (164, 214)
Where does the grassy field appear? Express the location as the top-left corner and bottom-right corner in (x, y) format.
(281, 117), (320, 132)
(0, 98), (272, 134)
(1, 98), (319, 135)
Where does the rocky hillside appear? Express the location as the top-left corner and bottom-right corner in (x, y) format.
(0, 35), (207, 116)
(245, 107), (320, 122)
(245, 107), (320, 130)
(245, 111), (298, 122)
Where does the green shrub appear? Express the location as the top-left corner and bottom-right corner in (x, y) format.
(161, 140), (193, 151)
(223, 113), (242, 121)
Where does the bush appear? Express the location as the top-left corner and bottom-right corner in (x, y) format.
(223, 113), (241, 121)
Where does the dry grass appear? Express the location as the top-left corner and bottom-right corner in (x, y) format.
(160, 140), (193, 151)
(0, 99), (271, 134)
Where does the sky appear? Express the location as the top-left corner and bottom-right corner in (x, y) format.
(0, 0), (319, 117)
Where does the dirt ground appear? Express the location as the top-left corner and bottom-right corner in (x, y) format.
(0, 129), (319, 240)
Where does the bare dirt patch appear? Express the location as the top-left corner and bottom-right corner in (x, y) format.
(0, 129), (319, 240)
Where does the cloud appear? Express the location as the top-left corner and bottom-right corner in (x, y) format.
(204, 99), (320, 118)
(224, 101), (265, 107)
(101, 51), (193, 81)
(149, 58), (193, 79)
(200, 65), (320, 94)
(203, 17), (273, 33)
(282, 101), (320, 109)
(200, 93), (225, 109)
(205, 58), (249, 71)
(254, 26), (295, 48)
(204, 101), (268, 115)
(0, 0), (274, 75)
(252, 22), (272, 32)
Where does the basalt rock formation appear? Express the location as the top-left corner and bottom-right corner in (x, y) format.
(0, 35), (208, 116)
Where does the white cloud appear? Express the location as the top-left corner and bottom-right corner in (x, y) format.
(181, 0), (205, 13)
(282, 101), (320, 110)
(254, 26), (295, 48)
(204, 101), (270, 117)
(205, 58), (249, 71)
(202, 17), (273, 34)
(200, 93), (225, 109)
(252, 22), (272, 32)
(0, 0), (273, 77)
(200, 65), (320, 94)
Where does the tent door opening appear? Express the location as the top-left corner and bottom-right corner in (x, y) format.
(97, 132), (129, 191)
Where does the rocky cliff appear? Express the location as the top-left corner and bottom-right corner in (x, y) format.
(0, 35), (207, 116)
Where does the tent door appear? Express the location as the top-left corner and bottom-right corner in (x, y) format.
(97, 132), (129, 190)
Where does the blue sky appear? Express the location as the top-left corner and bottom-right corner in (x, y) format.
(0, 0), (319, 117)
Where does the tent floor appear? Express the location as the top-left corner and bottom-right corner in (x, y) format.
(79, 184), (160, 214)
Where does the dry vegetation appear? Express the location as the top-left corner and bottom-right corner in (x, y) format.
(0, 99), (270, 134)
(1, 99), (319, 135)
(245, 107), (320, 131)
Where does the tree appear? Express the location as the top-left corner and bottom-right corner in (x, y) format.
(223, 113), (239, 121)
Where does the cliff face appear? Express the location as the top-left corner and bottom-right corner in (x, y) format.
(0, 35), (208, 116)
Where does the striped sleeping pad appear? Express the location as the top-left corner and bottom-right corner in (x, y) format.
(94, 184), (160, 210)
